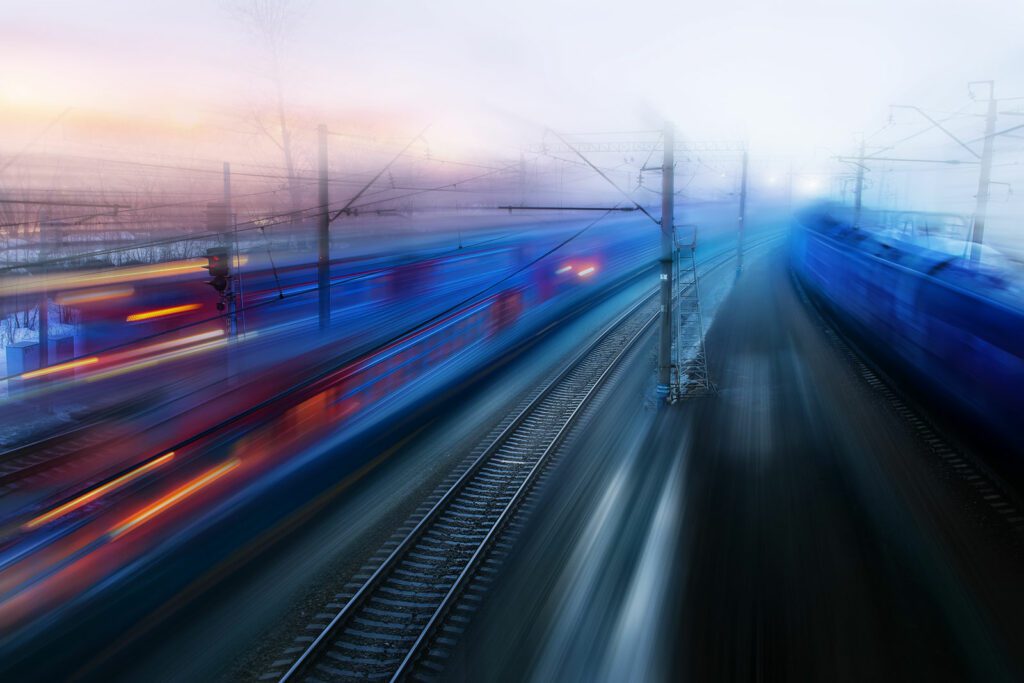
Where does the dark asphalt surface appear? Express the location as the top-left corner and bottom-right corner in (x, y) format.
(674, 248), (1024, 682)
(455, 244), (1024, 682)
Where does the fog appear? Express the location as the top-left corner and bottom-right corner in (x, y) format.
(2, 0), (1023, 250)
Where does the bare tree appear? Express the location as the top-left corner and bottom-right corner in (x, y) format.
(226, 0), (310, 218)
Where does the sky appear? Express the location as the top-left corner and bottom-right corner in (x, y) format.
(1, 0), (1023, 198)
(3, 1), (1023, 150)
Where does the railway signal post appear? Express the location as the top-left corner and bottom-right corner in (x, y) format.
(970, 81), (996, 263)
(205, 246), (237, 338)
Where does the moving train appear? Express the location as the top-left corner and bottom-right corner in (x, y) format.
(0, 214), (668, 668)
(2, 237), (530, 359)
(24, 230), (612, 361)
(790, 202), (1024, 452)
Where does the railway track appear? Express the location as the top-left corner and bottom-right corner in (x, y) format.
(273, 288), (659, 682)
(792, 272), (1024, 541)
(270, 238), (783, 682)
(0, 410), (133, 496)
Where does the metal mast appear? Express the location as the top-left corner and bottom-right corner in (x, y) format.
(317, 124), (330, 330)
(656, 123), (674, 398)
(853, 140), (865, 227)
(672, 225), (711, 398)
(971, 82), (997, 263)
(736, 148), (749, 271)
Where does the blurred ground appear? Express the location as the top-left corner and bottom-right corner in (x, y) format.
(673, 248), (1024, 682)
(96, 272), (661, 682)
(456, 245), (1024, 682)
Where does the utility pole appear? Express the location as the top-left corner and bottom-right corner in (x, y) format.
(223, 162), (232, 227)
(786, 163), (794, 214)
(37, 212), (49, 372)
(656, 123), (674, 399)
(223, 162), (237, 338)
(971, 81), (996, 263)
(317, 124), (330, 330)
(519, 151), (526, 205)
(736, 148), (748, 272)
(853, 140), (866, 227)
(885, 83), (1020, 259)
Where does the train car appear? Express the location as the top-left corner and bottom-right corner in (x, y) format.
(2, 240), (525, 365)
(0, 216), (659, 656)
(790, 202), (1024, 452)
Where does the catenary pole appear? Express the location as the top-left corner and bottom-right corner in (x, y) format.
(971, 83), (997, 263)
(224, 162), (237, 338)
(736, 148), (748, 271)
(317, 124), (330, 329)
(853, 140), (865, 227)
(657, 123), (675, 398)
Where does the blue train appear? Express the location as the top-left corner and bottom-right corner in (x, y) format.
(0, 213), (672, 672)
(790, 202), (1024, 452)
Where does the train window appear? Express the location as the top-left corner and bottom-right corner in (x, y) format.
(927, 258), (954, 276)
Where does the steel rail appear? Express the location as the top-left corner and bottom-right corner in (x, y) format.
(278, 284), (657, 683)
(279, 235), (784, 682)
(390, 291), (659, 680)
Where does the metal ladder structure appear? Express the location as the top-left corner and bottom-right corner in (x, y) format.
(669, 224), (713, 400)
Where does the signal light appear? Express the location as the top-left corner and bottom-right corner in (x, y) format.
(205, 247), (230, 293)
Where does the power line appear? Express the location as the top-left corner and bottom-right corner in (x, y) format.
(0, 163), (523, 270)
(0, 210), (626, 382)
(0, 185), (294, 233)
(0, 107), (71, 175)
(547, 128), (659, 226)
(328, 125), (431, 222)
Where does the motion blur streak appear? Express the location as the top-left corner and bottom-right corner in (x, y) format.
(85, 336), (229, 382)
(112, 329), (226, 361)
(602, 450), (683, 682)
(532, 466), (628, 682)
(578, 266), (596, 278)
(54, 287), (134, 305)
(0, 259), (207, 297)
(556, 265), (574, 274)
(125, 303), (202, 322)
(108, 459), (240, 539)
(19, 357), (99, 380)
(23, 453), (176, 530)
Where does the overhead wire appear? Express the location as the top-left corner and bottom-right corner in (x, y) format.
(0, 210), (619, 382)
(0, 161), (525, 271)
(546, 128), (660, 226)
(328, 125), (431, 222)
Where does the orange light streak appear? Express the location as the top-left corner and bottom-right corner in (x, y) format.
(20, 356), (99, 380)
(23, 452), (176, 530)
(85, 335), (228, 382)
(126, 303), (202, 322)
(109, 459), (240, 539)
(0, 259), (207, 298)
